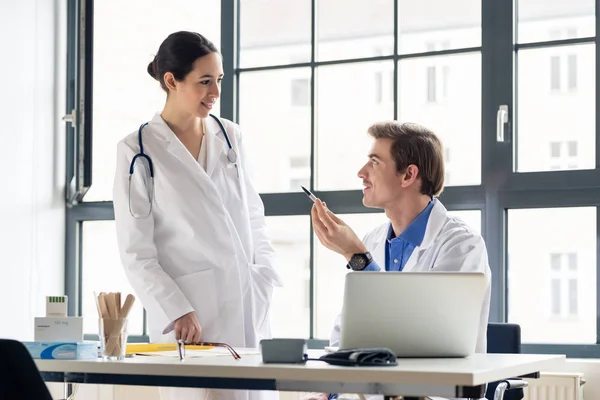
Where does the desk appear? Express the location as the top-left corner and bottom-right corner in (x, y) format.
(37, 351), (565, 399)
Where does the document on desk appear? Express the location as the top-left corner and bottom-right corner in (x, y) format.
(135, 348), (260, 358)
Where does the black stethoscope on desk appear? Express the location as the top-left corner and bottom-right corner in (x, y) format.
(128, 114), (237, 219)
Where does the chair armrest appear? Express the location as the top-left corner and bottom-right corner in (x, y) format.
(493, 379), (528, 400)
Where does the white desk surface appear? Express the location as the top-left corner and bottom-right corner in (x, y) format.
(36, 351), (565, 387)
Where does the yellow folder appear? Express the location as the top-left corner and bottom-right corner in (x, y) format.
(126, 343), (214, 355)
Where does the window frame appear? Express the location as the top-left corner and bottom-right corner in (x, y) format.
(65, 0), (600, 355)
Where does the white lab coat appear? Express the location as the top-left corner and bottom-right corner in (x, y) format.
(329, 199), (491, 400)
(113, 114), (282, 400)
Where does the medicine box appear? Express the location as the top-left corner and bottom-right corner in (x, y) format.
(34, 317), (83, 342)
(22, 341), (98, 360)
(46, 295), (68, 317)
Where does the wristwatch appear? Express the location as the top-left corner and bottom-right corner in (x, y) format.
(347, 252), (373, 271)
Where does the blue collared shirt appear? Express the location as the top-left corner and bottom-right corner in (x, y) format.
(363, 201), (434, 272)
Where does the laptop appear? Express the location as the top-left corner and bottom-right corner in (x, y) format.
(338, 271), (487, 358)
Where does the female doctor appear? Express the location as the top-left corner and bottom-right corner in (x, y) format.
(113, 31), (282, 400)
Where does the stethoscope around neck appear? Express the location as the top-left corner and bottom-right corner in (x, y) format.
(128, 114), (237, 219)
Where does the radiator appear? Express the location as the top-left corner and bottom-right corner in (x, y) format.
(523, 372), (585, 400)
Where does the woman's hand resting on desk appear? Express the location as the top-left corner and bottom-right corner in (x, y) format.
(302, 393), (329, 400)
(174, 311), (202, 343)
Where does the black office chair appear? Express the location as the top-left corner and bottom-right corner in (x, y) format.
(0, 339), (55, 400)
(485, 323), (526, 400)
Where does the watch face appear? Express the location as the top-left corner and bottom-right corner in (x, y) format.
(350, 254), (368, 270)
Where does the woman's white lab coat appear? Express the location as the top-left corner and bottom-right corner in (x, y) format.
(113, 114), (282, 400)
(330, 199), (491, 354)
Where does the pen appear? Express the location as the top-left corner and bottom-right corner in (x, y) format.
(301, 186), (318, 202)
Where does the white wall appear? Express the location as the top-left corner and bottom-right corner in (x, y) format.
(0, 0), (65, 339)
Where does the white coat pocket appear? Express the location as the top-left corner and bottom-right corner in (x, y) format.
(174, 269), (220, 339)
(248, 263), (274, 340)
(223, 164), (242, 198)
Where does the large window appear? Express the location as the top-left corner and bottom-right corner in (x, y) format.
(267, 216), (311, 338)
(81, 221), (145, 336)
(66, 0), (600, 357)
(84, 0), (222, 201)
(517, 44), (594, 173)
(237, 0), (483, 342)
(399, 52), (482, 186)
(507, 207), (596, 344)
(239, 68), (312, 193)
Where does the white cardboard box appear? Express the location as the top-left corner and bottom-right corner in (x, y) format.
(34, 317), (84, 342)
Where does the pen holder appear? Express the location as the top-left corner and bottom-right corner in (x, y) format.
(99, 318), (128, 360)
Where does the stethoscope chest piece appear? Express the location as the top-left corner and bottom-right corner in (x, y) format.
(227, 148), (238, 164)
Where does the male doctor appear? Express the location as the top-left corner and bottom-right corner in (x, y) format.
(307, 121), (491, 400)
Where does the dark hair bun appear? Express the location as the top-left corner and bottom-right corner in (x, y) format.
(150, 31), (219, 91)
(147, 58), (158, 80)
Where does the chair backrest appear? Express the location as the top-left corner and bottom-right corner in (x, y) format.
(485, 323), (524, 400)
(0, 339), (54, 400)
(487, 322), (521, 354)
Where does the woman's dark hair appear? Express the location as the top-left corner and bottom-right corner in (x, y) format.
(147, 31), (219, 92)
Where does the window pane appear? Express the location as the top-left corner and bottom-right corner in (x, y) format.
(82, 221), (144, 335)
(568, 253), (578, 270)
(267, 216), (310, 338)
(446, 210), (481, 235)
(568, 54), (578, 89)
(550, 56), (561, 90)
(314, 213), (388, 339)
(317, 0), (394, 62)
(426, 66), (437, 103)
(550, 253), (561, 270)
(290, 78), (311, 106)
(569, 279), (578, 315)
(85, 1), (221, 201)
(517, 0), (595, 43)
(516, 45), (595, 172)
(399, 53), (481, 186)
(551, 278), (561, 315)
(316, 62), (394, 190)
(550, 142), (561, 158)
(568, 141), (578, 157)
(507, 207), (596, 344)
(240, 68), (311, 193)
(399, 0), (481, 53)
(374, 71), (393, 104)
(239, 0), (310, 68)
